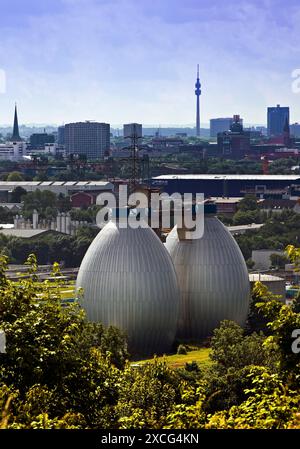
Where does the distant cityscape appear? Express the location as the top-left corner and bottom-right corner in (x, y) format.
(0, 67), (300, 163)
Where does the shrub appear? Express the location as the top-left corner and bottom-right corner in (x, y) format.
(177, 344), (187, 355)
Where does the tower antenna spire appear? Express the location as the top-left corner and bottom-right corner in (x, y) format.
(195, 65), (201, 137)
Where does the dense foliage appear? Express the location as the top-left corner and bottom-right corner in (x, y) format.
(0, 227), (98, 267)
(236, 209), (300, 260)
(0, 250), (299, 429)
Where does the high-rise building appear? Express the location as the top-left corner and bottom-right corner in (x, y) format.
(123, 123), (142, 139)
(267, 104), (289, 137)
(64, 121), (110, 159)
(210, 117), (237, 138)
(58, 125), (65, 145)
(10, 103), (21, 142)
(195, 65), (201, 137)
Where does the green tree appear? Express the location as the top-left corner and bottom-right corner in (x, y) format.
(270, 253), (288, 269)
(0, 254), (128, 428)
(237, 195), (259, 212)
(10, 186), (27, 203)
(22, 190), (57, 219)
(7, 172), (24, 182)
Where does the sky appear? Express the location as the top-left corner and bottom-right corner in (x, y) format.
(0, 0), (300, 126)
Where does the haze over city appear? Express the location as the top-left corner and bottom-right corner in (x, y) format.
(0, 0), (300, 125)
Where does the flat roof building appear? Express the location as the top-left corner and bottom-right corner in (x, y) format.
(152, 174), (300, 198)
(267, 104), (289, 137)
(123, 123), (142, 139)
(210, 117), (236, 138)
(65, 121), (110, 160)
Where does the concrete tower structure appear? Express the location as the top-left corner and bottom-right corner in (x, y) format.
(195, 64), (201, 137)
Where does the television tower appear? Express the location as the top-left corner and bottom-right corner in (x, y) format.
(195, 64), (201, 137)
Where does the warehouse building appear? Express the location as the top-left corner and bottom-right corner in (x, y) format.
(151, 174), (300, 198)
(0, 181), (114, 202)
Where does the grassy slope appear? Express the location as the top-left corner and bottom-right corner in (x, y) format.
(134, 347), (211, 369)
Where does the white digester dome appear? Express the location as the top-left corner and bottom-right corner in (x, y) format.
(76, 219), (180, 356)
(165, 215), (250, 340)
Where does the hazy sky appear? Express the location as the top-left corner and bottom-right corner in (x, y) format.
(0, 0), (300, 126)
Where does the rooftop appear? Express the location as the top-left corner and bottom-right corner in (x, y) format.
(0, 181), (112, 187)
(249, 273), (285, 282)
(227, 223), (264, 233)
(0, 229), (62, 238)
(153, 174), (300, 181)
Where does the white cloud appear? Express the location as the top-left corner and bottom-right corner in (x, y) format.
(0, 0), (299, 124)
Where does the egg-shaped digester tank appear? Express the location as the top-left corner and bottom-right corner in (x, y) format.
(165, 204), (250, 340)
(76, 213), (180, 356)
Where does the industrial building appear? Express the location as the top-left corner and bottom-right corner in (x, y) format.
(165, 203), (250, 340)
(0, 181), (114, 202)
(76, 212), (180, 356)
(76, 201), (251, 354)
(151, 174), (300, 198)
(217, 115), (250, 159)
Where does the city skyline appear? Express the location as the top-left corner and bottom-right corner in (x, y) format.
(0, 0), (300, 125)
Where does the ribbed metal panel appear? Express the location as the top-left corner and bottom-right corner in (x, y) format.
(165, 217), (250, 340)
(76, 221), (180, 356)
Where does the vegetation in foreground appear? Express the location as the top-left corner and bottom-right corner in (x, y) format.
(0, 250), (299, 429)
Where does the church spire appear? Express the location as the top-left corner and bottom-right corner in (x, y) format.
(11, 103), (21, 141)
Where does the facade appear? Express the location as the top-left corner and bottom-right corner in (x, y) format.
(217, 115), (250, 159)
(151, 137), (184, 150)
(30, 133), (55, 148)
(123, 123), (142, 139)
(267, 104), (290, 137)
(58, 125), (65, 145)
(152, 174), (300, 198)
(0, 142), (27, 161)
(210, 117), (235, 138)
(251, 249), (285, 270)
(76, 217), (180, 355)
(165, 206), (250, 340)
(64, 121), (110, 160)
(71, 192), (95, 208)
(290, 123), (300, 138)
(210, 197), (243, 215)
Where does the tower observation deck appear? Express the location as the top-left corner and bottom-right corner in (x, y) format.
(195, 64), (201, 137)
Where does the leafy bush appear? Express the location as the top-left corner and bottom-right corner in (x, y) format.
(177, 344), (187, 355)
